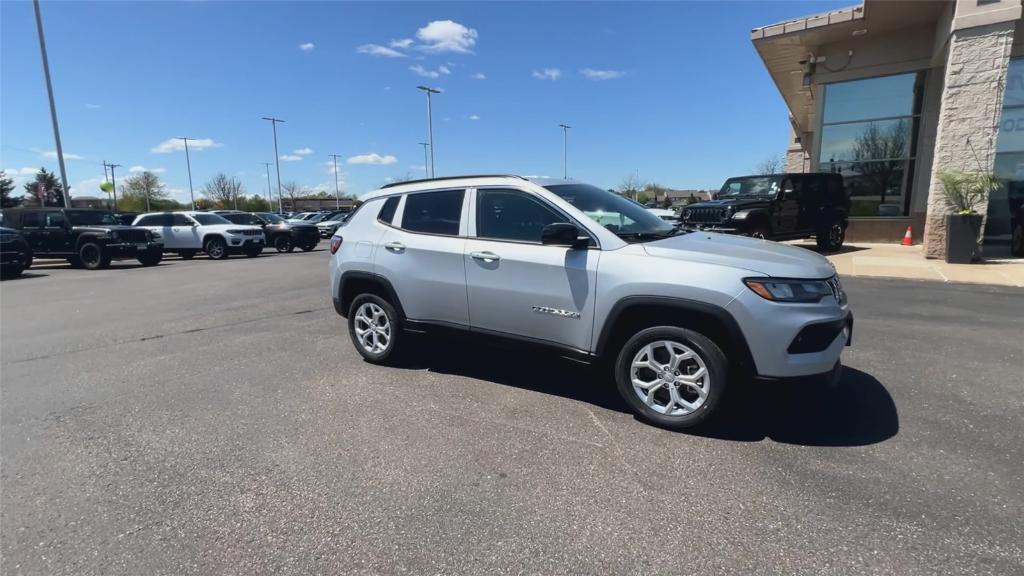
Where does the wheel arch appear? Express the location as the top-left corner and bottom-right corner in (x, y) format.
(75, 234), (108, 251)
(595, 296), (757, 377)
(201, 233), (226, 246)
(336, 271), (405, 320)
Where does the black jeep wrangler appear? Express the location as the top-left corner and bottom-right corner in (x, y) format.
(679, 173), (850, 252)
(0, 207), (163, 270)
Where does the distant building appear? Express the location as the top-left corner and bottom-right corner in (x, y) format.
(70, 196), (111, 209)
(652, 189), (711, 206)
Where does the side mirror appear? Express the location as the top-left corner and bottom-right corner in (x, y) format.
(541, 223), (589, 249)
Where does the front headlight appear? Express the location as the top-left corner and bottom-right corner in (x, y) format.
(744, 278), (833, 303)
(226, 229), (245, 235)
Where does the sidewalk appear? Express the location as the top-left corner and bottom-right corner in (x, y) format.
(786, 242), (1024, 288)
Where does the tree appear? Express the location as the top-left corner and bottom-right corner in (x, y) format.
(120, 171), (172, 212)
(280, 181), (300, 209)
(202, 173), (245, 210)
(238, 195), (270, 212)
(0, 170), (21, 208)
(23, 168), (65, 207)
(642, 183), (667, 205)
(850, 119), (908, 205)
(755, 154), (783, 175)
(617, 173), (645, 200)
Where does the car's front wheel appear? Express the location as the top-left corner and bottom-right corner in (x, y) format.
(274, 235), (294, 253)
(614, 326), (727, 430)
(348, 294), (403, 364)
(78, 242), (111, 270)
(137, 251), (162, 266)
(817, 222), (845, 252)
(204, 237), (228, 260)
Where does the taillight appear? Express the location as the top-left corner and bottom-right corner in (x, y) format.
(330, 236), (343, 254)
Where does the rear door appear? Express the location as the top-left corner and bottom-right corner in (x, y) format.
(171, 214), (201, 248)
(372, 189), (469, 325)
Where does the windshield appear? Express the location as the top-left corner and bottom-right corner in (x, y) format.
(190, 213), (231, 225)
(719, 176), (781, 198)
(544, 183), (675, 241)
(67, 211), (119, 226)
(258, 213), (286, 223)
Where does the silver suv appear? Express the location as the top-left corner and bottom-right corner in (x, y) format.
(329, 175), (852, 430)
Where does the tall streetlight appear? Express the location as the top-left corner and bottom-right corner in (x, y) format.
(261, 162), (273, 210)
(328, 154), (343, 209)
(418, 142), (430, 178)
(416, 86), (440, 178)
(176, 137), (196, 210)
(33, 0), (69, 207)
(262, 117), (285, 213)
(559, 124), (571, 179)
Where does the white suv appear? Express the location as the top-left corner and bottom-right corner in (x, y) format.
(132, 211), (264, 260)
(329, 175), (851, 430)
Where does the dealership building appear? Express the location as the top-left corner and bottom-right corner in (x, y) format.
(752, 0), (1023, 258)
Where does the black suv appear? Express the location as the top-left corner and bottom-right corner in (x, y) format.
(0, 227), (32, 277)
(679, 173), (850, 252)
(213, 211), (319, 252)
(0, 208), (163, 269)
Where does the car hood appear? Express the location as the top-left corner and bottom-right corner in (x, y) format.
(200, 224), (262, 232)
(642, 231), (835, 278)
(687, 198), (773, 211)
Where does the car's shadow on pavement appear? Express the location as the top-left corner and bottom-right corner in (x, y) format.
(397, 335), (897, 446)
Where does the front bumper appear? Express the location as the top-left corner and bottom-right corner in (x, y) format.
(685, 223), (740, 233)
(107, 242), (163, 257)
(226, 237), (264, 251)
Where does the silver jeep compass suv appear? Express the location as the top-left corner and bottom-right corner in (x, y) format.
(329, 175), (852, 430)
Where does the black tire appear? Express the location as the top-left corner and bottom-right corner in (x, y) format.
(300, 242), (316, 252)
(274, 235), (294, 253)
(137, 251), (162, 266)
(1, 263), (23, 278)
(1012, 221), (1023, 257)
(78, 242), (111, 270)
(178, 250), (196, 260)
(21, 251), (32, 270)
(614, 326), (728, 431)
(244, 246), (263, 258)
(204, 236), (228, 260)
(347, 293), (403, 364)
(817, 222), (846, 252)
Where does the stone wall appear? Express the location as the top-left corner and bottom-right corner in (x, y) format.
(923, 21), (1015, 259)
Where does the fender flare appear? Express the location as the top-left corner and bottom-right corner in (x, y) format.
(335, 271), (406, 320)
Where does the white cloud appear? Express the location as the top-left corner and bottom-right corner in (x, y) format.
(581, 68), (625, 80)
(299, 42), (315, 51)
(128, 165), (166, 174)
(347, 153), (397, 165)
(472, 72), (486, 80)
(42, 150), (83, 160)
(358, 43), (406, 58)
(280, 154), (303, 161)
(468, 114), (480, 121)
(322, 161), (349, 177)
(532, 68), (562, 81)
(410, 64), (451, 78)
(293, 147), (314, 156)
(151, 138), (223, 154)
(415, 20), (478, 54)
(84, 103), (101, 109)
(389, 38), (413, 49)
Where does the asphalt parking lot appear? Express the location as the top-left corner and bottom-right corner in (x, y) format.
(1, 250), (1022, 575)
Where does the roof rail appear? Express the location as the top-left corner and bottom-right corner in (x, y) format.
(380, 174), (527, 189)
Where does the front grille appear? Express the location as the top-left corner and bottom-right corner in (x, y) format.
(684, 207), (726, 224)
(118, 229), (150, 243)
(239, 229), (262, 237)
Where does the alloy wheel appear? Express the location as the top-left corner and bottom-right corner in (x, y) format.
(353, 302), (391, 354)
(207, 241), (225, 259)
(630, 340), (710, 416)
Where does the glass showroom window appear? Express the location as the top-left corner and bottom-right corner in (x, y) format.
(991, 58), (1024, 243)
(819, 72), (923, 217)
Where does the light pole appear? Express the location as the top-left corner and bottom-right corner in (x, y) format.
(261, 162), (273, 210)
(416, 86), (440, 178)
(177, 137), (196, 210)
(103, 161), (121, 212)
(418, 142), (430, 178)
(559, 123), (571, 179)
(328, 154), (343, 209)
(262, 117), (285, 213)
(33, 0), (69, 207)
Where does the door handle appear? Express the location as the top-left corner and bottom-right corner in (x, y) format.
(384, 241), (405, 252)
(470, 251), (500, 262)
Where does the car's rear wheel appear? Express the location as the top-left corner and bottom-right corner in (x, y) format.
(348, 294), (403, 364)
(204, 237), (228, 260)
(178, 250), (196, 260)
(817, 222), (845, 252)
(274, 235), (294, 253)
(137, 251), (162, 266)
(614, 326), (727, 430)
(78, 242), (111, 270)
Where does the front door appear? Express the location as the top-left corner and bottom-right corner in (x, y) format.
(464, 188), (600, 352)
(43, 211), (71, 253)
(169, 214), (200, 249)
(773, 177), (801, 235)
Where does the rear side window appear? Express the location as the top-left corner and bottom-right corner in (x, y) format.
(378, 196), (400, 224)
(401, 190), (464, 236)
(477, 189), (566, 243)
(22, 212), (43, 228)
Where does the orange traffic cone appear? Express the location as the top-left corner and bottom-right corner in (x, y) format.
(901, 225), (913, 246)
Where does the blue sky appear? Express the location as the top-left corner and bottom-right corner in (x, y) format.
(1, 0), (847, 204)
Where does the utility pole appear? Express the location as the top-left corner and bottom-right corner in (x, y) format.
(418, 142), (430, 178)
(177, 137), (196, 210)
(33, 0), (69, 207)
(416, 86), (440, 178)
(261, 117), (285, 213)
(328, 154), (343, 209)
(559, 124), (571, 179)
(103, 161), (121, 212)
(261, 162), (273, 210)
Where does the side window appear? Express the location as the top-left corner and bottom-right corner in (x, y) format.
(45, 212), (67, 227)
(137, 215), (160, 226)
(22, 212), (43, 228)
(476, 189), (567, 243)
(401, 190), (464, 236)
(223, 214), (244, 224)
(378, 196), (400, 224)
(172, 214), (192, 226)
